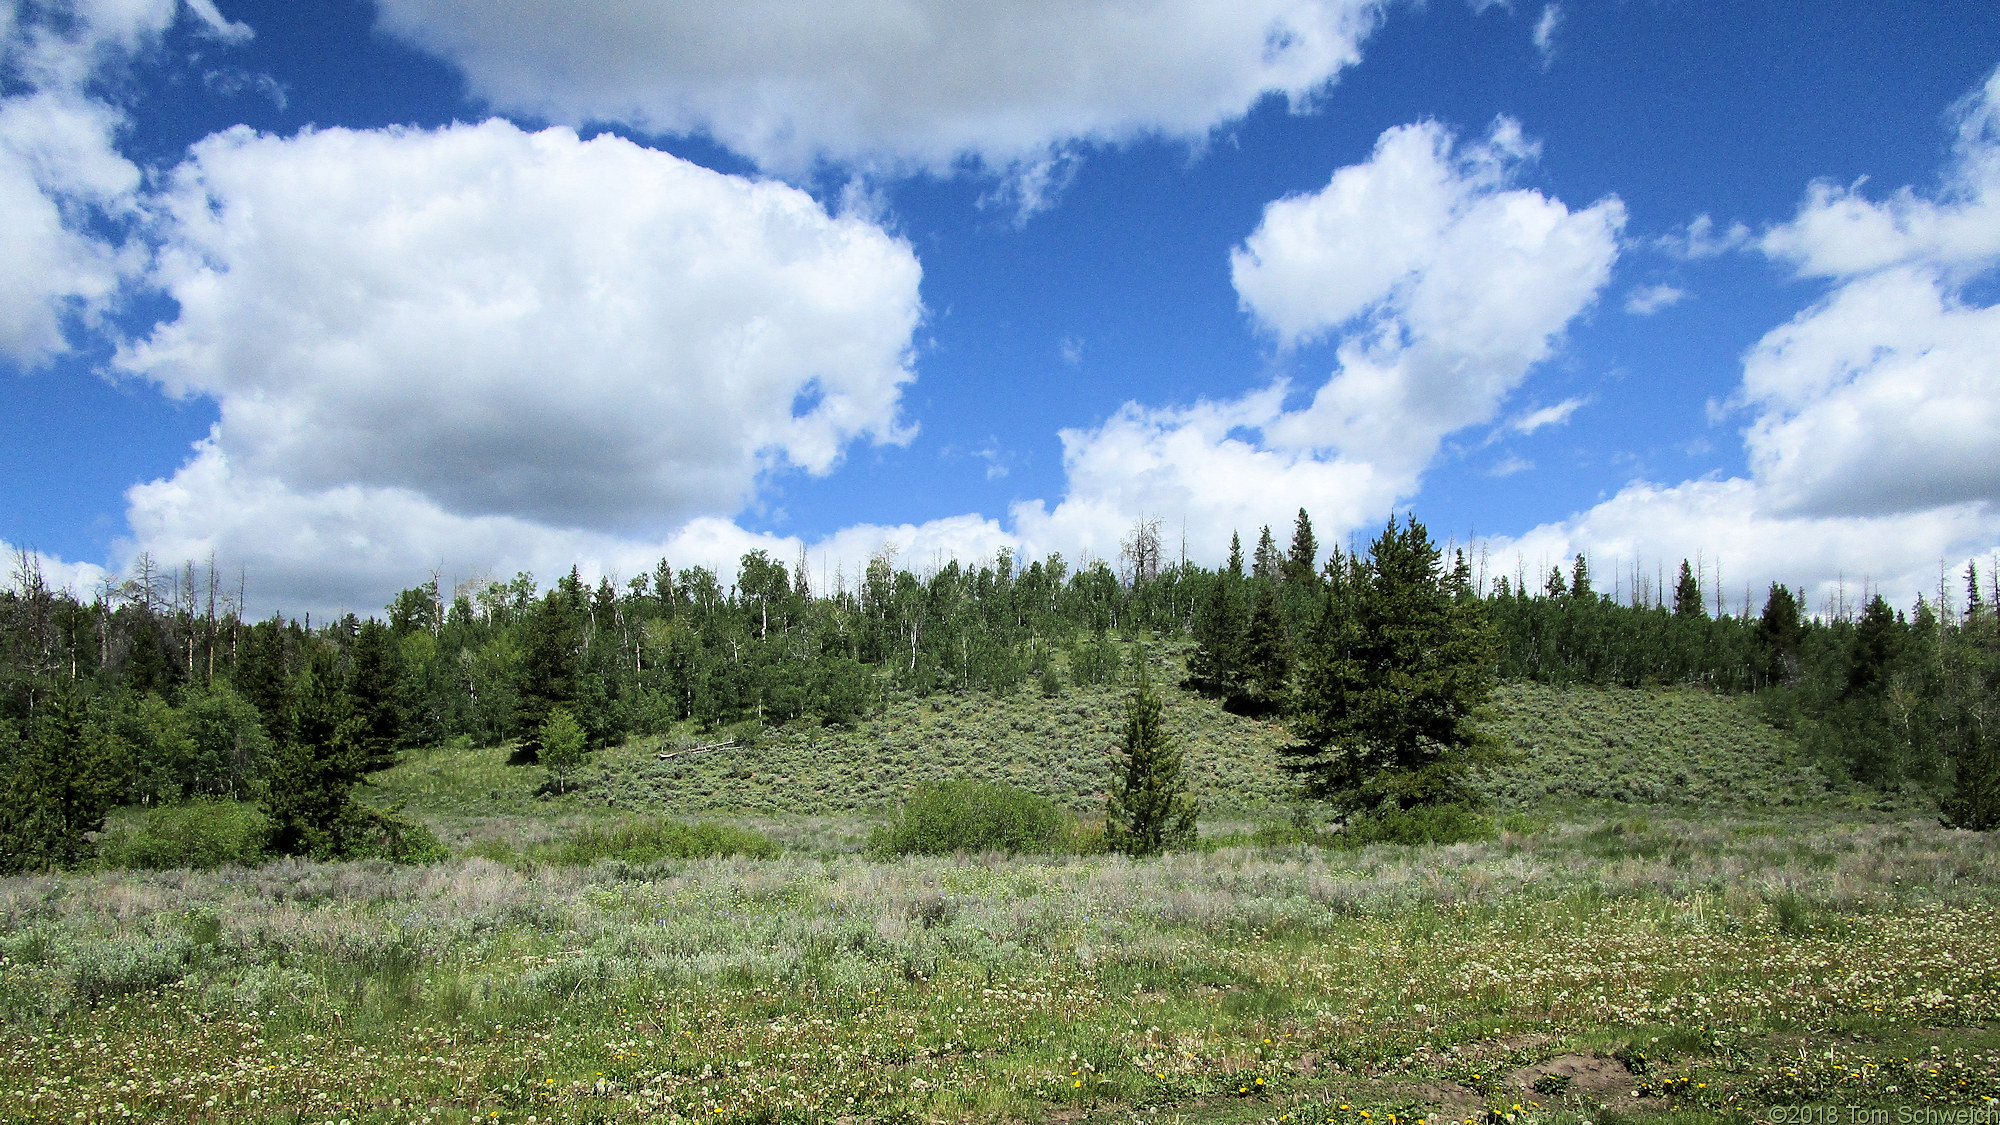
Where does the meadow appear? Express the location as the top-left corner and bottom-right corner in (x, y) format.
(4, 678), (1998, 1124)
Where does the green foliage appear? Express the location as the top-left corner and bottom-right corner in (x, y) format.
(1105, 677), (1197, 856)
(1939, 608), (2000, 830)
(540, 817), (778, 864)
(871, 779), (1066, 856)
(98, 799), (268, 870)
(0, 683), (122, 873)
(261, 651), (366, 859)
(1283, 516), (1502, 815)
(538, 706), (587, 794)
(1337, 802), (1496, 847)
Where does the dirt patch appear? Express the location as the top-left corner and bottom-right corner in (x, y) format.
(1506, 1054), (1645, 1110)
(1405, 1081), (1487, 1122)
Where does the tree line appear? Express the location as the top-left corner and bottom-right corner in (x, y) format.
(3, 512), (1996, 871)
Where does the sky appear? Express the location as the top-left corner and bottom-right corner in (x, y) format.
(4, 0), (2000, 621)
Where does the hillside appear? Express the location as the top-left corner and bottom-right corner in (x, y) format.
(368, 656), (1851, 828)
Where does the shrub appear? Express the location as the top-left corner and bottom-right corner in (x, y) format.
(98, 799), (268, 870)
(871, 780), (1065, 856)
(543, 818), (778, 865)
(1338, 803), (1496, 847)
(343, 804), (451, 865)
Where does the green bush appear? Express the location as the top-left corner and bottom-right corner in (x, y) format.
(542, 818), (778, 865)
(343, 804), (451, 865)
(1338, 803), (1496, 847)
(98, 799), (268, 870)
(870, 780), (1066, 856)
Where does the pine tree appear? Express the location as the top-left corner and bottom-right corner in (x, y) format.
(1227, 532), (1244, 580)
(1105, 673), (1197, 856)
(1938, 603), (2000, 831)
(346, 618), (402, 772)
(1673, 560), (1705, 619)
(1240, 581), (1291, 714)
(513, 584), (584, 761)
(1285, 508), (1319, 586)
(262, 650), (365, 858)
(0, 683), (121, 873)
(1569, 553), (1592, 600)
(1186, 575), (1246, 697)
(1755, 583), (1805, 687)
(1281, 516), (1501, 815)
(1252, 526), (1281, 581)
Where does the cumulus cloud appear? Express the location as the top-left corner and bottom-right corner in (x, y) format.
(1230, 117), (1620, 474)
(1018, 117), (1621, 559)
(372, 0), (1383, 188)
(1505, 65), (2000, 610)
(119, 120), (923, 535)
(1623, 282), (1685, 315)
(0, 1), (193, 364)
(1761, 67), (2000, 277)
(1656, 213), (1750, 260)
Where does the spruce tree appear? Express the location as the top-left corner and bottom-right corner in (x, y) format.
(1569, 553), (1592, 600)
(1227, 532), (1244, 579)
(1105, 672), (1197, 856)
(1938, 603), (2000, 831)
(346, 618), (402, 772)
(1673, 560), (1705, 619)
(513, 584), (584, 761)
(1186, 575), (1246, 697)
(1285, 508), (1319, 586)
(262, 651), (365, 858)
(1240, 581), (1291, 714)
(1281, 516), (1501, 815)
(0, 683), (121, 873)
(1755, 583), (1805, 687)
(1252, 526), (1281, 581)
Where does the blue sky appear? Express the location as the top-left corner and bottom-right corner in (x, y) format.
(4, 0), (2000, 618)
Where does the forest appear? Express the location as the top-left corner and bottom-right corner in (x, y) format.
(2, 510), (1998, 873)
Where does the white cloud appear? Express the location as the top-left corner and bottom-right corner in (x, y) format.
(0, 92), (139, 361)
(0, 1), (190, 364)
(1508, 65), (2000, 611)
(1656, 213), (1751, 260)
(1510, 395), (1588, 434)
(1010, 393), (1397, 563)
(1531, 3), (1561, 68)
(1623, 282), (1685, 315)
(2, 539), (114, 601)
(1232, 117), (1622, 477)
(1741, 267), (2000, 518)
(1761, 67), (2000, 278)
(372, 0), (1384, 187)
(120, 120), (923, 536)
(1488, 454), (1533, 478)
(1493, 479), (1998, 615)
(1012, 119), (1619, 562)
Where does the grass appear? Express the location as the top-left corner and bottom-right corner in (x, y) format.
(4, 816), (1997, 1123)
(6, 677), (1995, 1124)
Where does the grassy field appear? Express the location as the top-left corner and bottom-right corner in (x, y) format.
(4, 680), (1997, 1124)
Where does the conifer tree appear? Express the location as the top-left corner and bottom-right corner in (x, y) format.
(1285, 508), (1319, 586)
(262, 651), (365, 858)
(1186, 575), (1246, 697)
(1569, 553), (1592, 600)
(0, 683), (121, 873)
(1938, 601), (2000, 831)
(1106, 671), (1197, 856)
(513, 582), (584, 761)
(1240, 581), (1291, 713)
(1755, 583), (1805, 687)
(1227, 532), (1244, 579)
(1673, 560), (1705, 619)
(1281, 516), (1501, 815)
(346, 618), (402, 772)
(1252, 526), (1281, 581)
